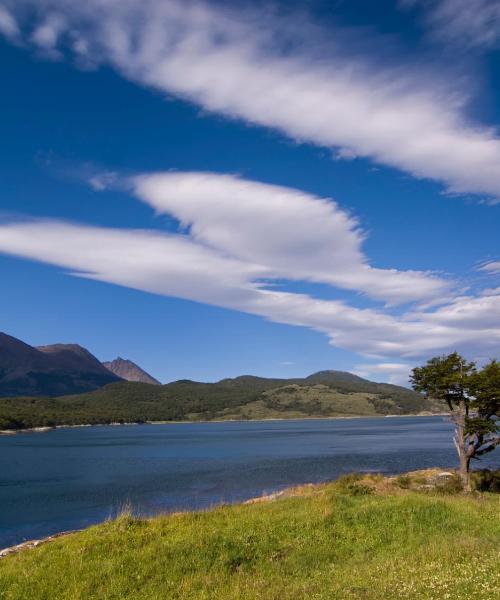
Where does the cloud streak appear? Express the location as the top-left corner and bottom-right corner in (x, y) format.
(479, 260), (500, 274)
(403, 0), (500, 51)
(0, 172), (498, 362)
(353, 362), (413, 386)
(132, 172), (449, 305)
(0, 5), (18, 39)
(3, 0), (500, 199)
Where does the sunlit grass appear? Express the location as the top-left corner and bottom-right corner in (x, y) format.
(1, 473), (499, 599)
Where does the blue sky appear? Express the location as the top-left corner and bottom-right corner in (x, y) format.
(0, 0), (499, 385)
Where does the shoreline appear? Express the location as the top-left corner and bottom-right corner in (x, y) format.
(0, 412), (447, 436)
(0, 466), (457, 559)
(0, 529), (82, 559)
(0, 466), (476, 560)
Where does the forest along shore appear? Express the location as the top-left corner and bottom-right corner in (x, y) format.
(0, 412), (447, 435)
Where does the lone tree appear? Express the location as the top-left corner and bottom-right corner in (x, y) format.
(411, 353), (499, 491)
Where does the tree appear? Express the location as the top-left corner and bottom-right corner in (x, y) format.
(410, 353), (499, 492)
(466, 359), (500, 460)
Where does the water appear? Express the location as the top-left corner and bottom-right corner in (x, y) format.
(1, 416), (498, 549)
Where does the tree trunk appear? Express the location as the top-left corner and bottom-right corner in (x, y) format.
(458, 451), (471, 492)
(455, 402), (472, 492)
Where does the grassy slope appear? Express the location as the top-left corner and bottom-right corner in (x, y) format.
(213, 387), (384, 420)
(0, 375), (442, 430)
(1, 474), (499, 600)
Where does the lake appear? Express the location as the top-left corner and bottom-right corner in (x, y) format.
(1, 416), (498, 549)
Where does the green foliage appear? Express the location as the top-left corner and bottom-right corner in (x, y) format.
(0, 374), (438, 430)
(411, 353), (500, 473)
(467, 360), (500, 452)
(433, 474), (464, 496)
(334, 473), (374, 496)
(471, 469), (500, 493)
(468, 359), (500, 410)
(395, 474), (412, 489)
(0, 478), (499, 599)
(410, 352), (476, 410)
(345, 482), (374, 496)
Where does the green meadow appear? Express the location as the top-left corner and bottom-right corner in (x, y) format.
(1, 471), (499, 600)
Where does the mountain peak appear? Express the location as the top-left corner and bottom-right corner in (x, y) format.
(37, 343), (112, 374)
(0, 333), (121, 397)
(103, 358), (160, 385)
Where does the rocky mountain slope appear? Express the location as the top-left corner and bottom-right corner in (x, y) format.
(0, 333), (121, 397)
(103, 357), (160, 385)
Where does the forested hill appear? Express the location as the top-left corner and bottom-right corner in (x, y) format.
(0, 370), (442, 430)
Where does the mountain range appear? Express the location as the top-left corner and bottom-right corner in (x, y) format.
(0, 332), (442, 431)
(0, 332), (159, 397)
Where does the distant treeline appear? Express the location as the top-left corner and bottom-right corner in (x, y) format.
(0, 372), (441, 430)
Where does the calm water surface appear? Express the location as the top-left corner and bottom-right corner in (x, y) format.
(1, 416), (498, 548)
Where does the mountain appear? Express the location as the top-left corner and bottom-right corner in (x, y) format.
(0, 333), (121, 397)
(103, 357), (160, 385)
(38, 343), (113, 374)
(303, 370), (375, 387)
(0, 369), (442, 430)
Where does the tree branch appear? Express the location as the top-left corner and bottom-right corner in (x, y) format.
(475, 437), (500, 457)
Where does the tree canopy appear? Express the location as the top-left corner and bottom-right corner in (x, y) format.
(411, 353), (499, 490)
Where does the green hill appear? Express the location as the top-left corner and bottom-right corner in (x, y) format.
(0, 371), (442, 431)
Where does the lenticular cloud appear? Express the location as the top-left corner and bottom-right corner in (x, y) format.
(0, 172), (498, 361)
(132, 172), (448, 305)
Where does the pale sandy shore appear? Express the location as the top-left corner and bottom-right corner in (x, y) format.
(0, 529), (82, 559)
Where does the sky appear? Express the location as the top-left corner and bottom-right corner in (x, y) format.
(0, 0), (499, 386)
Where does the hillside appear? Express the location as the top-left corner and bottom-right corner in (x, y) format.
(0, 371), (441, 431)
(0, 471), (498, 599)
(0, 333), (121, 398)
(103, 357), (160, 385)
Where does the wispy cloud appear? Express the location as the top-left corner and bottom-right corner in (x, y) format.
(0, 172), (498, 361)
(3, 0), (500, 199)
(478, 260), (500, 274)
(0, 5), (18, 39)
(88, 171), (119, 192)
(353, 362), (413, 386)
(403, 0), (500, 51)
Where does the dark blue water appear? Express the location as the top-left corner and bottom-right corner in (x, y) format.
(1, 416), (497, 549)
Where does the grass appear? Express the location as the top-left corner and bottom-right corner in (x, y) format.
(219, 386), (386, 420)
(0, 472), (499, 599)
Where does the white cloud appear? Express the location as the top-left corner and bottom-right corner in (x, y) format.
(3, 0), (500, 199)
(404, 0), (500, 51)
(353, 362), (412, 386)
(0, 6), (18, 39)
(132, 172), (449, 305)
(0, 173), (498, 362)
(479, 260), (500, 274)
(31, 13), (66, 54)
(89, 171), (118, 191)
(0, 219), (266, 307)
